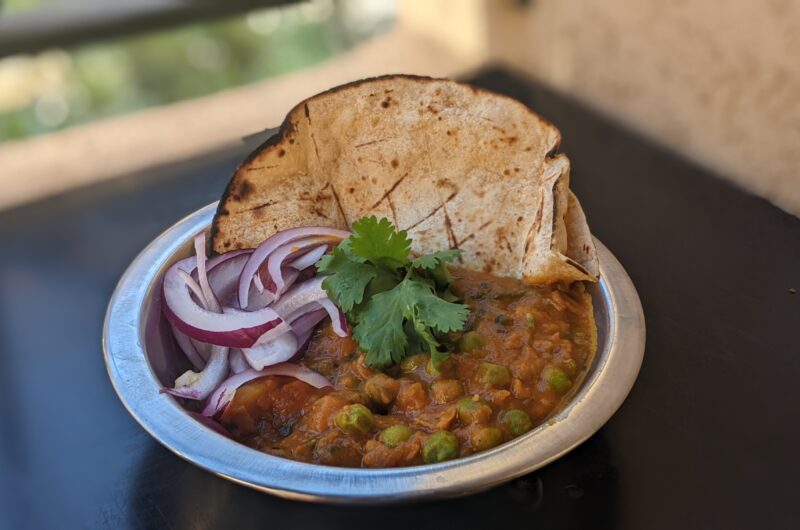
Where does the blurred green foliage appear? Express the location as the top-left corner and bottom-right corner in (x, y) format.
(0, 1), (391, 141)
(3, 0), (56, 12)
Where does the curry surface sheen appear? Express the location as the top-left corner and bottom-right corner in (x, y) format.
(220, 268), (596, 468)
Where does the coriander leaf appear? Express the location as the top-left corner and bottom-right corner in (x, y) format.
(412, 250), (460, 289)
(316, 255), (333, 272)
(318, 247), (380, 312)
(354, 267), (398, 312)
(347, 266), (399, 325)
(317, 245), (354, 275)
(322, 268), (377, 313)
(338, 237), (365, 262)
(430, 346), (451, 366)
(411, 249), (461, 270)
(354, 278), (469, 368)
(411, 310), (441, 356)
(353, 287), (410, 368)
(403, 279), (469, 334)
(403, 320), (427, 356)
(348, 216), (411, 270)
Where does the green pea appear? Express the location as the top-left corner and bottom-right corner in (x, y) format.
(477, 362), (511, 388)
(546, 367), (572, 395)
(335, 403), (373, 434)
(364, 373), (400, 406)
(400, 354), (428, 371)
(499, 409), (533, 437)
(458, 331), (485, 353)
(379, 425), (413, 448)
(525, 314), (535, 329)
(471, 427), (503, 451)
(456, 397), (492, 425)
(422, 431), (459, 463)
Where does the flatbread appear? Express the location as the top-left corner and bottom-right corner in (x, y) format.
(211, 75), (598, 284)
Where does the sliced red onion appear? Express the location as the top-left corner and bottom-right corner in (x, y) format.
(177, 267), (205, 305)
(187, 412), (231, 438)
(241, 332), (299, 370)
(288, 307), (327, 336)
(225, 266), (300, 311)
(172, 324), (205, 371)
(204, 252), (250, 307)
(290, 244), (328, 271)
(191, 338), (212, 362)
(192, 249), (254, 308)
(238, 315), (297, 369)
(229, 349), (249, 374)
(268, 238), (334, 295)
(163, 345), (229, 400)
(272, 276), (327, 318)
(283, 305), (335, 364)
(289, 328), (317, 363)
(249, 316), (292, 345)
(146, 275), (185, 385)
(203, 251), (276, 310)
(316, 298), (349, 337)
(257, 267), (300, 300)
(202, 363), (332, 417)
(279, 268), (301, 294)
(238, 227), (349, 309)
(253, 272), (265, 293)
(245, 286), (276, 311)
(163, 258), (284, 348)
(205, 248), (251, 272)
(194, 233), (221, 313)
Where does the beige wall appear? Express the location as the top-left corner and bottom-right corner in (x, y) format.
(485, 0), (800, 216)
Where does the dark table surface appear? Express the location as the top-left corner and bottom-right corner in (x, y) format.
(2, 68), (798, 530)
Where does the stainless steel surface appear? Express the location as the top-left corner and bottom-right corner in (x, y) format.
(103, 202), (646, 504)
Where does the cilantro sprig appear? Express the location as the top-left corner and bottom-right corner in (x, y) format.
(317, 216), (469, 368)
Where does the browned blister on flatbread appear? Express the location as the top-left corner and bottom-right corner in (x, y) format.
(211, 75), (598, 284)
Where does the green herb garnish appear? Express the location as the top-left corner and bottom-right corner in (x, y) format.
(317, 216), (469, 368)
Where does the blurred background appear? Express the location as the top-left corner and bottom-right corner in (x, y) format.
(1, 0), (798, 215)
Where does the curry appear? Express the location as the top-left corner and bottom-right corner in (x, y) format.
(219, 267), (596, 468)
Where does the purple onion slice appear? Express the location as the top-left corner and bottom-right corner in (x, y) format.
(316, 298), (349, 337)
(229, 349), (249, 374)
(288, 307), (327, 336)
(237, 227), (349, 309)
(171, 324), (205, 371)
(202, 363), (332, 417)
(267, 238), (335, 295)
(162, 344), (230, 400)
(241, 332), (299, 370)
(272, 276), (327, 318)
(194, 233), (221, 313)
(187, 412), (232, 438)
(163, 258), (284, 348)
(289, 244), (328, 271)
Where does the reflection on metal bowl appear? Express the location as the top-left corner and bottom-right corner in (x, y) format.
(103, 202), (645, 504)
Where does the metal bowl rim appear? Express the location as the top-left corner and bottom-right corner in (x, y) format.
(103, 202), (645, 503)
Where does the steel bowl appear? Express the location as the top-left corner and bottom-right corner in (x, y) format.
(103, 202), (645, 503)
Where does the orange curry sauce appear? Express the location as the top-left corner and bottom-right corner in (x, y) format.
(220, 267), (596, 467)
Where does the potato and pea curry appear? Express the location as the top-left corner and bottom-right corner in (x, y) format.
(220, 267), (596, 468)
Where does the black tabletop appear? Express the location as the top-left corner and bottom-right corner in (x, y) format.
(2, 68), (798, 530)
